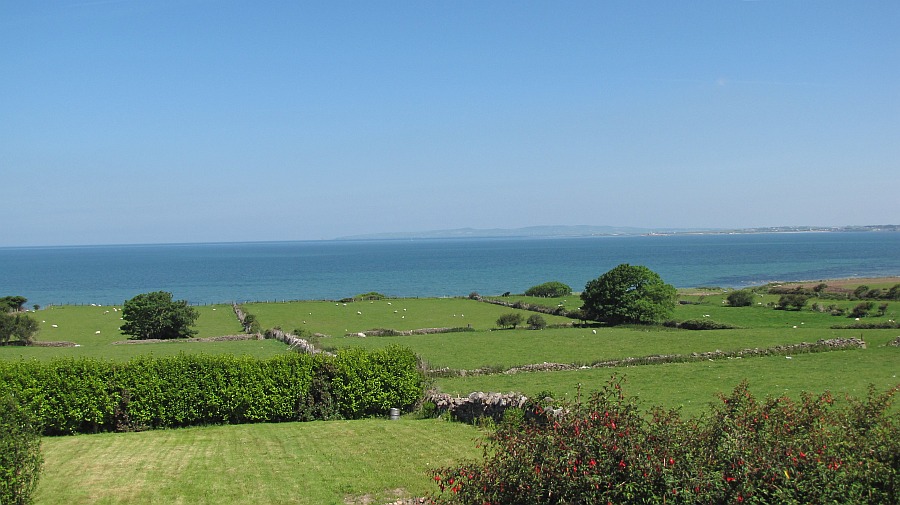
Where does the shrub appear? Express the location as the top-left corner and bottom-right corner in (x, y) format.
(849, 301), (875, 318)
(726, 290), (755, 307)
(496, 313), (524, 329)
(526, 314), (546, 330)
(887, 284), (900, 300)
(524, 281), (572, 298)
(430, 379), (900, 505)
(0, 393), (43, 505)
(777, 294), (809, 311)
(664, 319), (737, 330)
(0, 347), (424, 435)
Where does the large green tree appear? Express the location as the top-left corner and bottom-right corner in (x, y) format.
(120, 291), (199, 340)
(580, 264), (676, 325)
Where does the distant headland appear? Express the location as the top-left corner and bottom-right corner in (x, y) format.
(335, 224), (899, 241)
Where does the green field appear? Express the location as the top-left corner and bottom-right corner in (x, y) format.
(3, 281), (898, 504)
(36, 419), (482, 505)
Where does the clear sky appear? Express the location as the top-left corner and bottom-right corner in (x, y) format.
(2, 1), (898, 246)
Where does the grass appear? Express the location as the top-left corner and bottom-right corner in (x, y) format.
(7, 280), (899, 503)
(433, 343), (899, 417)
(243, 297), (572, 338)
(0, 304), (286, 361)
(36, 419), (483, 505)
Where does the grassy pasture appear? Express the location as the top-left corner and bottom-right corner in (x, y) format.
(5, 280), (898, 504)
(36, 419), (482, 505)
(244, 297), (573, 337)
(0, 304), (284, 361)
(434, 342), (899, 416)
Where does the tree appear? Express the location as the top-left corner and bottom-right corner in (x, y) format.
(526, 314), (547, 330)
(887, 284), (900, 300)
(580, 264), (677, 325)
(0, 393), (43, 505)
(496, 313), (524, 329)
(726, 290), (755, 307)
(777, 294), (809, 311)
(120, 291), (199, 340)
(524, 281), (572, 298)
(0, 313), (39, 346)
(849, 301), (874, 318)
(0, 296), (27, 312)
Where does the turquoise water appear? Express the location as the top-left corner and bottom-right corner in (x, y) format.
(1, 232), (898, 306)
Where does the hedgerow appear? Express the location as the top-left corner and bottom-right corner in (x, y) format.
(430, 378), (899, 504)
(0, 345), (423, 435)
(0, 393), (42, 505)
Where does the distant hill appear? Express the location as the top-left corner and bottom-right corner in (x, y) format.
(334, 224), (898, 241)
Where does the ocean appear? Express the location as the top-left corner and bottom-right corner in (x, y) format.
(2, 232), (898, 307)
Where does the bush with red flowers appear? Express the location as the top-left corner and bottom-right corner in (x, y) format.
(430, 377), (899, 504)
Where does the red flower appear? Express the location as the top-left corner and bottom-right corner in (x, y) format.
(618, 460), (626, 469)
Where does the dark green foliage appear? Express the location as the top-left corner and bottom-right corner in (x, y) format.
(0, 313), (39, 345)
(496, 313), (524, 329)
(431, 379), (900, 505)
(849, 301), (875, 318)
(888, 284), (900, 300)
(664, 319), (738, 330)
(120, 291), (199, 340)
(0, 346), (424, 435)
(853, 285), (870, 299)
(580, 264), (677, 325)
(526, 314), (547, 330)
(726, 290), (755, 307)
(331, 345), (424, 419)
(524, 281), (572, 298)
(0, 394), (42, 505)
(776, 294), (809, 311)
(0, 296), (27, 313)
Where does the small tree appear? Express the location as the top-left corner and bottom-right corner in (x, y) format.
(0, 313), (39, 346)
(887, 284), (900, 300)
(525, 281), (572, 298)
(526, 314), (547, 330)
(726, 290), (755, 307)
(853, 285), (870, 299)
(777, 294), (809, 311)
(0, 296), (27, 313)
(496, 313), (524, 329)
(849, 301), (875, 318)
(580, 264), (677, 325)
(0, 394), (43, 505)
(120, 291), (199, 340)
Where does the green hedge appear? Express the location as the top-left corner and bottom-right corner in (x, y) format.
(0, 345), (423, 435)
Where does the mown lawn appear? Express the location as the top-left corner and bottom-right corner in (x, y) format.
(36, 419), (482, 505)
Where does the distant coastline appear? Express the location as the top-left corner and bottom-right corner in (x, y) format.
(335, 224), (899, 241)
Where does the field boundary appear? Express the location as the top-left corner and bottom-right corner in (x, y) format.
(427, 337), (867, 378)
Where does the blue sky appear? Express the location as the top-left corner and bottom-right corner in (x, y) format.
(2, 1), (898, 246)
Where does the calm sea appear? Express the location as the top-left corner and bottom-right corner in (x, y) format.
(2, 232), (898, 307)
